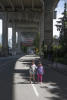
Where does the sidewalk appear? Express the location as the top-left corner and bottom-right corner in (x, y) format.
(41, 58), (67, 76)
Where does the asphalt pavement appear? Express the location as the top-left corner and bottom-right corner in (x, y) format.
(0, 55), (67, 100)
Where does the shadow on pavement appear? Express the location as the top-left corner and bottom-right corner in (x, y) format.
(41, 67), (67, 100)
(13, 58), (40, 85)
(0, 60), (16, 100)
(13, 69), (38, 85)
(13, 69), (29, 81)
(12, 56), (67, 100)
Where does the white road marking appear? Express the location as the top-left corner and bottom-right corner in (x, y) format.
(32, 84), (39, 97)
(47, 85), (58, 89)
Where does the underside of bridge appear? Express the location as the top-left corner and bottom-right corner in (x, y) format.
(0, 0), (59, 56)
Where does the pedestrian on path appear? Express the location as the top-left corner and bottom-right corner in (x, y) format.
(29, 60), (37, 83)
(37, 62), (44, 83)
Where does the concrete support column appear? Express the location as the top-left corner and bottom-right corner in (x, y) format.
(43, 1), (53, 48)
(17, 31), (21, 54)
(12, 25), (16, 55)
(44, 10), (53, 48)
(39, 12), (44, 51)
(2, 13), (8, 56)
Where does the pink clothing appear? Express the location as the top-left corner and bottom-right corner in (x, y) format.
(37, 64), (44, 82)
(37, 74), (42, 82)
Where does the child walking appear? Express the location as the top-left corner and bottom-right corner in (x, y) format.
(29, 60), (37, 83)
(37, 62), (44, 83)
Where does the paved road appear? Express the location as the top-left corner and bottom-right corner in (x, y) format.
(0, 55), (67, 100)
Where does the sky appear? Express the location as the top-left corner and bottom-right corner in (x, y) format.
(0, 20), (2, 34)
(53, 0), (65, 37)
(0, 0), (66, 41)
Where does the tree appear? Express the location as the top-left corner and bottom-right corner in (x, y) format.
(56, 3), (67, 54)
(33, 32), (40, 49)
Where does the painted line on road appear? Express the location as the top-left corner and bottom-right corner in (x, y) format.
(32, 84), (39, 97)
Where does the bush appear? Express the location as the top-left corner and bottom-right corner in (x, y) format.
(55, 57), (67, 65)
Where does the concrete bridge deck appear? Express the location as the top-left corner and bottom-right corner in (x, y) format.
(0, 54), (67, 100)
(0, 0), (59, 56)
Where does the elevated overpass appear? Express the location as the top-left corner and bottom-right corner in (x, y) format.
(0, 0), (59, 56)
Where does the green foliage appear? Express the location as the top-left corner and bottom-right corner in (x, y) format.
(0, 44), (2, 49)
(55, 3), (67, 62)
(51, 44), (67, 64)
(59, 4), (67, 51)
(55, 57), (67, 65)
(33, 32), (40, 49)
(21, 45), (27, 53)
(41, 41), (48, 57)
